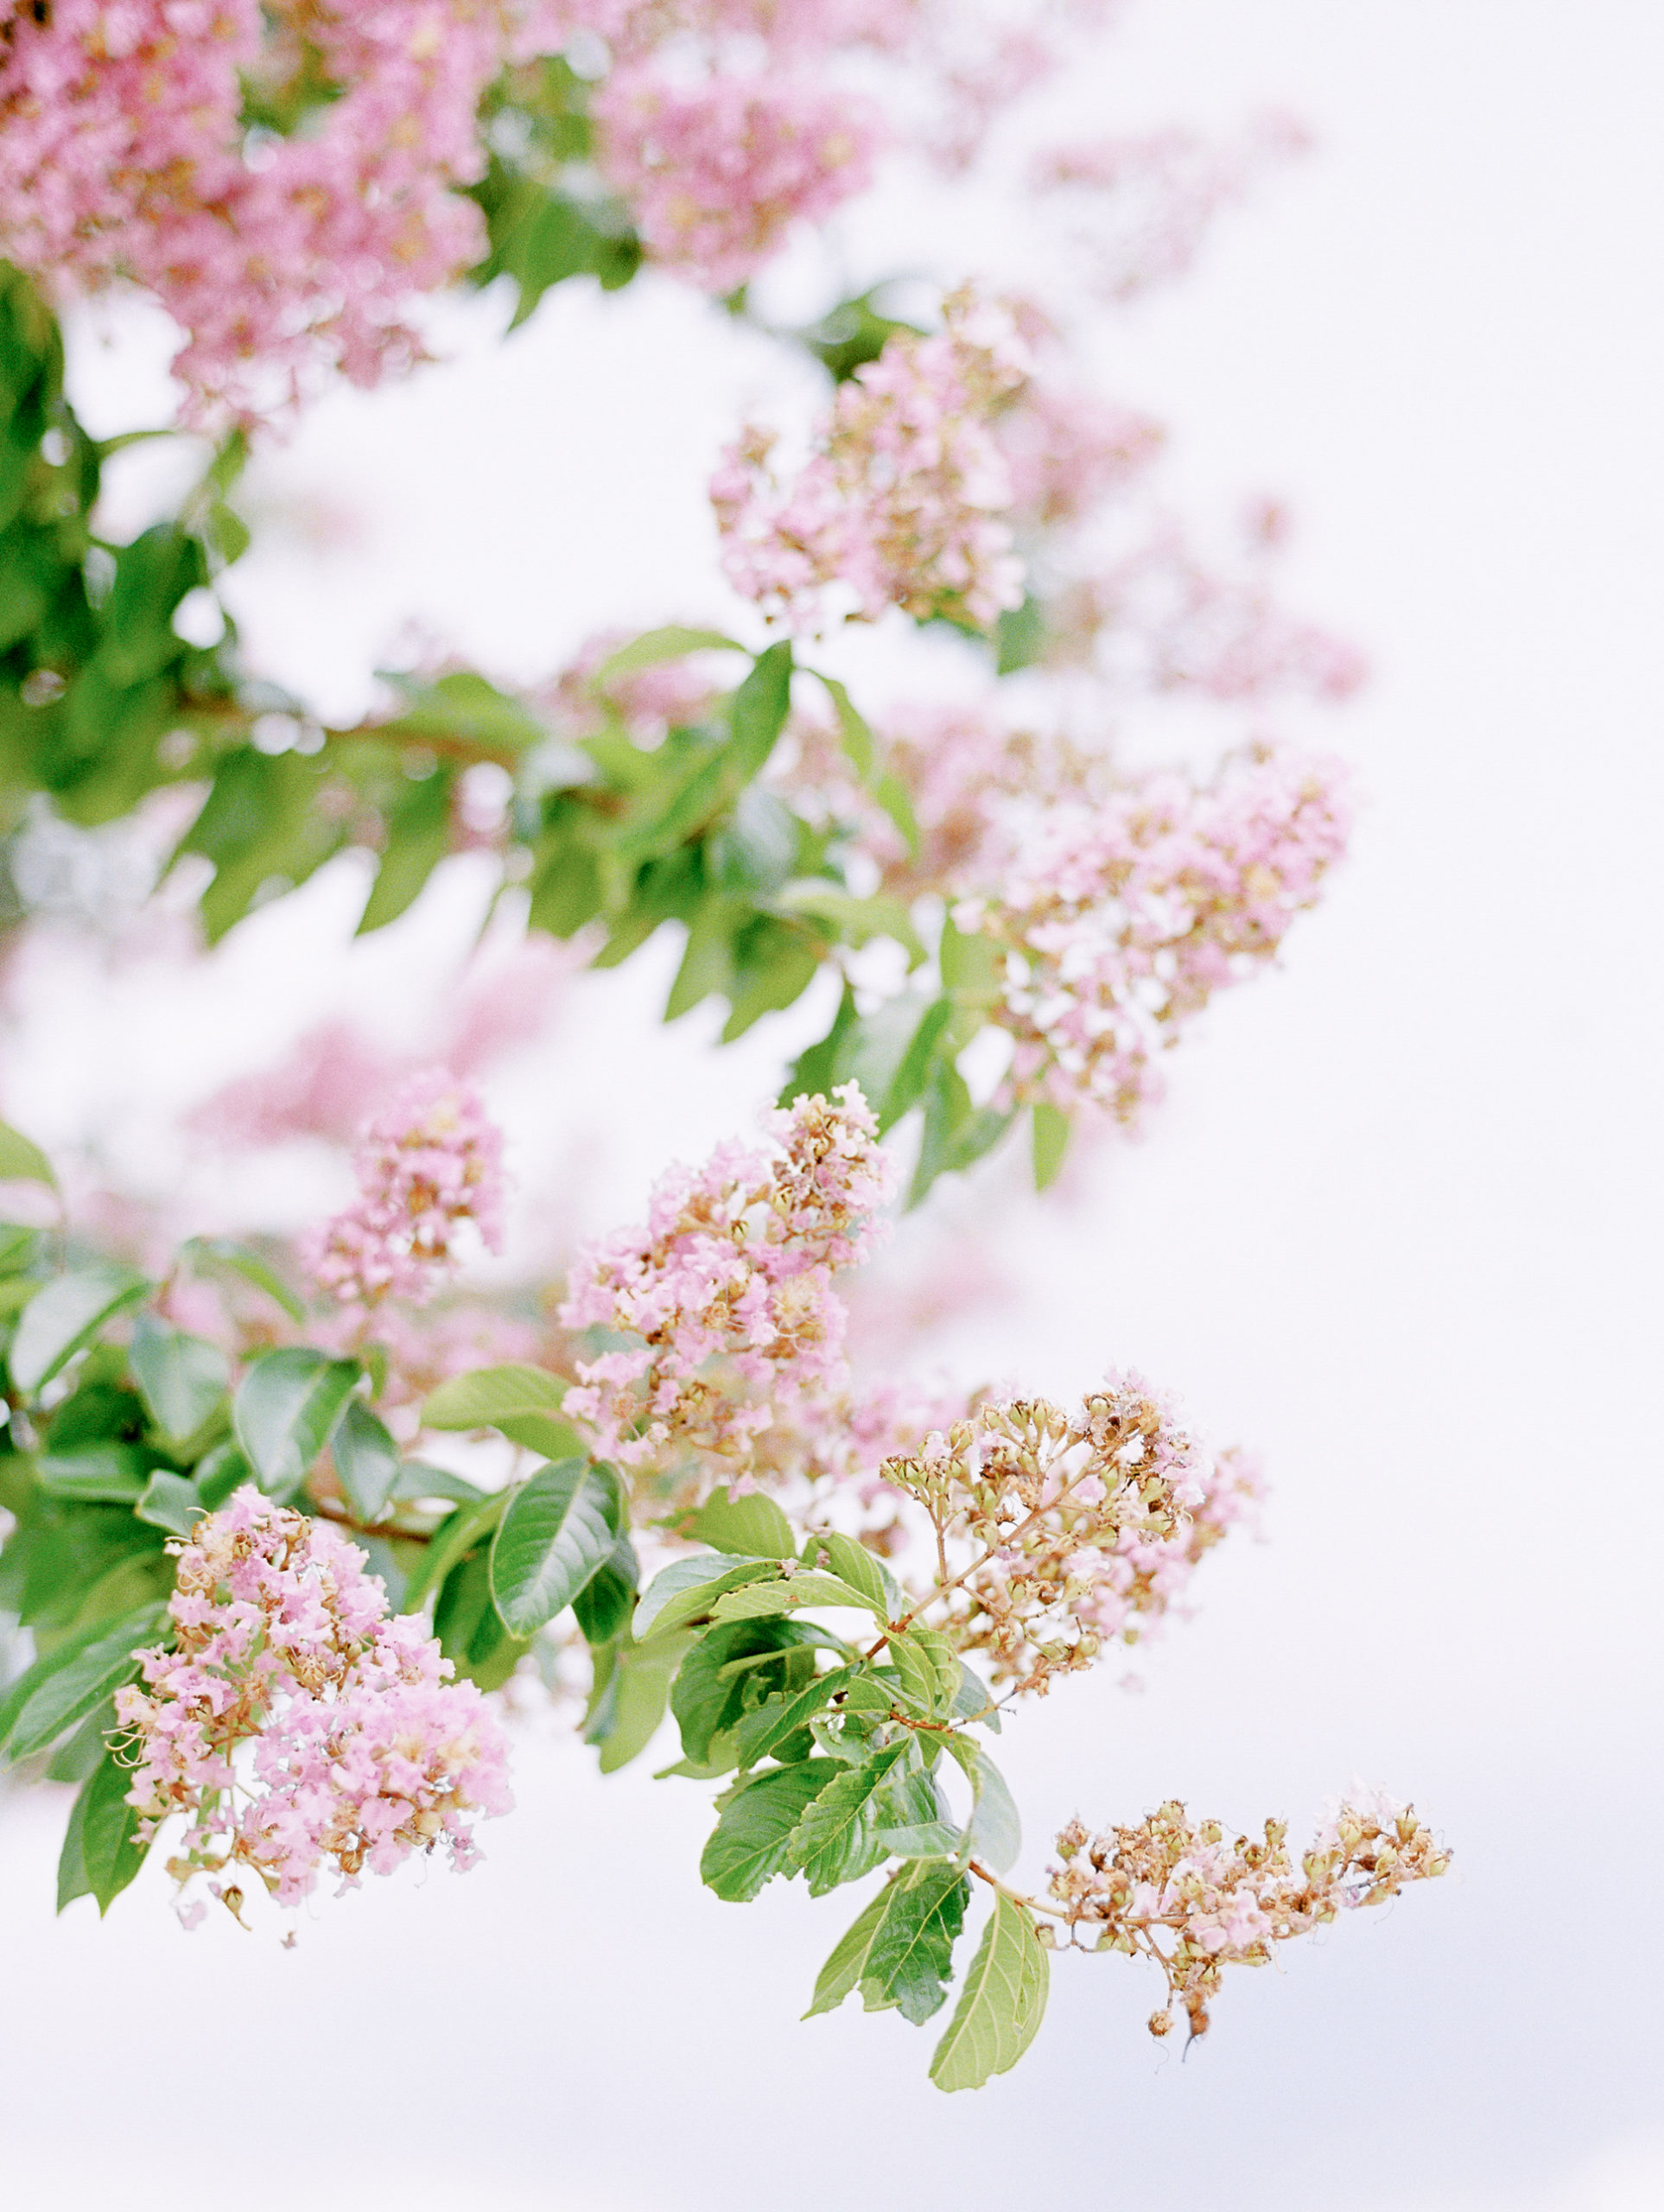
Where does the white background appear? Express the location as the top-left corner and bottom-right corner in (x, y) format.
(3, 2), (1661, 2205)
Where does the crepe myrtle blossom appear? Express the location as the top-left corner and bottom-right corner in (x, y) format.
(712, 287), (1032, 632)
(306, 1069), (505, 1311)
(967, 744), (1352, 1125)
(595, 67), (884, 295)
(559, 1084), (895, 1471)
(1049, 1791), (1449, 2039)
(0, 0), (516, 420)
(113, 1490), (511, 1916)
(881, 1375), (1261, 1695)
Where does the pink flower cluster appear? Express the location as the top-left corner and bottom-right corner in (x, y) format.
(1050, 1791), (1449, 2038)
(1047, 518), (1368, 702)
(595, 66), (882, 295)
(559, 1084), (895, 1471)
(307, 1069), (506, 1311)
(998, 381), (1164, 533)
(882, 1374), (1253, 1694)
(0, 0), (511, 419)
(1031, 111), (1311, 302)
(712, 287), (1031, 632)
(966, 745), (1352, 1123)
(114, 1488), (511, 1913)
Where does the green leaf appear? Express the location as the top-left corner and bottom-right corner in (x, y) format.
(332, 1399), (401, 1523)
(128, 1314), (229, 1444)
(994, 593), (1047, 677)
(800, 1532), (899, 1619)
(488, 1456), (621, 1635)
(399, 1491), (507, 1615)
(592, 1631), (688, 1773)
(879, 996), (954, 1132)
(571, 1532), (638, 1645)
(36, 1445), (153, 1503)
(135, 1470), (205, 1536)
(182, 1238), (304, 1322)
(938, 916), (1004, 1007)
(375, 667), (548, 753)
(356, 766), (454, 934)
(945, 1737), (1022, 1875)
(775, 883), (924, 966)
(888, 1626), (962, 1719)
(702, 1758), (841, 1902)
(676, 1485), (795, 1559)
(0, 1225), (39, 1274)
(0, 1117), (55, 1188)
(9, 1264), (149, 1395)
(708, 1571), (882, 1624)
(1, 1602), (168, 1763)
(951, 1664), (1000, 1732)
(733, 1665), (857, 1768)
(58, 1742), (152, 1914)
(193, 1439), (251, 1511)
(669, 1617), (804, 1762)
(633, 1554), (774, 1639)
(232, 1348), (360, 1498)
(929, 1891), (1050, 2091)
(877, 1820), (963, 1859)
(594, 626), (744, 683)
(861, 1860), (970, 2023)
(811, 671), (874, 779)
(727, 639), (793, 779)
(1032, 1101), (1070, 1192)
(419, 1363), (568, 1431)
(805, 1881), (892, 2016)
(788, 1741), (909, 1897)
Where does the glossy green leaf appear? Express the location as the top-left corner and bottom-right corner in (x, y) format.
(788, 1740), (909, 1897)
(356, 766), (454, 933)
(419, 1363), (568, 1431)
(232, 1347), (359, 1498)
(399, 1491), (507, 1615)
(888, 1626), (962, 1719)
(58, 1742), (152, 1914)
(708, 1571), (881, 1623)
(193, 1439), (252, 1510)
(733, 1665), (857, 1768)
(929, 1891), (1050, 2091)
(677, 1486), (795, 1559)
(571, 1532), (638, 1645)
(129, 1313), (229, 1443)
(135, 1470), (205, 1536)
(727, 639), (793, 779)
(1, 1602), (168, 1763)
(488, 1456), (621, 1635)
(861, 1860), (970, 2023)
(1032, 1101), (1070, 1192)
(332, 1398), (402, 1523)
(801, 1532), (899, 1619)
(669, 1618), (803, 1762)
(9, 1264), (149, 1395)
(591, 1631), (689, 1773)
(702, 1758), (840, 1902)
(633, 1554), (773, 1639)
(35, 1445), (153, 1503)
(877, 1820), (963, 1859)
(0, 1117), (54, 1188)
(803, 1881), (892, 2018)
